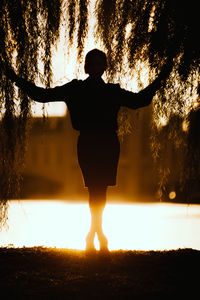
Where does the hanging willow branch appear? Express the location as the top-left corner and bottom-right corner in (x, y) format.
(0, 0), (200, 223)
(95, 0), (200, 200)
(0, 0), (63, 225)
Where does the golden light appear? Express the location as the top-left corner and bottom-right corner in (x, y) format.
(169, 191), (176, 200)
(31, 0), (103, 117)
(2, 1), (200, 253)
(31, 0), (148, 117)
(157, 115), (168, 128)
(182, 119), (189, 132)
(1, 200), (200, 251)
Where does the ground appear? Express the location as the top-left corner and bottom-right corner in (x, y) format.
(0, 247), (199, 299)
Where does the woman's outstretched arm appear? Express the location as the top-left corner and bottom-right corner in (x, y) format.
(120, 61), (173, 109)
(5, 67), (74, 103)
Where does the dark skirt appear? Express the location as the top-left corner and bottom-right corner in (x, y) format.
(77, 130), (120, 188)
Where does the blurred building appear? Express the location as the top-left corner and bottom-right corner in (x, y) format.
(22, 106), (159, 201)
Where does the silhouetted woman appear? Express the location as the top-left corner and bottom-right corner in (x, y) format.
(6, 49), (171, 252)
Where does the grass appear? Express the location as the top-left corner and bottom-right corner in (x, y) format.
(0, 247), (200, 299)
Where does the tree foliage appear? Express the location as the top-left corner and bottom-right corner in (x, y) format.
(0, 0), (200, 219)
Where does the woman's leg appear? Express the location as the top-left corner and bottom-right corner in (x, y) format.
(86, 185), (108, 251)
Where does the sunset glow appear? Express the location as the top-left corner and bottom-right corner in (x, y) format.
(1, 200), (200, 251)
(1, 0), (199, 253)
(31, 0), (145, 117)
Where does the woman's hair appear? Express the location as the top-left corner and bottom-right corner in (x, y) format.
(84, 49), (107, 74)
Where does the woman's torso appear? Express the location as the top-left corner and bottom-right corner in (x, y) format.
(66, 78), (121, 132)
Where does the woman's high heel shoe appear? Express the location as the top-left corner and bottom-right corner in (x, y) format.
(98, 233), (109, 252)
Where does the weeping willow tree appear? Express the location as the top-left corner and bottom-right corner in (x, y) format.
(0, 0), (200, 223)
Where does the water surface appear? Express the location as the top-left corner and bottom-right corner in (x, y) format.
(1, 200), (200, 251)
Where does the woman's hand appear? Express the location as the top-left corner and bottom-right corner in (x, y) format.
(5, 65), (18, 82)
(0, 54), (17, 82)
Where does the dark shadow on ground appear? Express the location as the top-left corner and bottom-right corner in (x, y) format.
(0, 247), (199, 299)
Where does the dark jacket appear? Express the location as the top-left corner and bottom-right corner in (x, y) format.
(13, 76), (157, 131)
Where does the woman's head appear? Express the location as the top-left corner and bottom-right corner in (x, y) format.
(84, 49), (107, 78)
